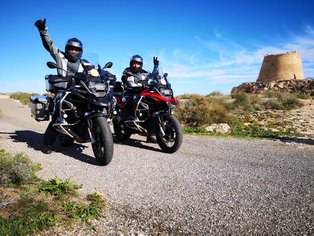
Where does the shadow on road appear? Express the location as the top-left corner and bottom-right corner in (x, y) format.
(2, 130), (44, 151)
(113, 134), (162, 152)
(272, 136), (314, 145)
(7, 130), (99, 165)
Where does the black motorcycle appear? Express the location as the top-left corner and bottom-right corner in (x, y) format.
(30, 61), (114, 165)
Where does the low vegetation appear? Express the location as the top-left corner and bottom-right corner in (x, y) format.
(176, 91), (311, 138)
(9, 93), (40, 106)
(0, 149), (106, 235)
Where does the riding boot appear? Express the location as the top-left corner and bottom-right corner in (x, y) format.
(146, 117), (157, 143)
(42, 118), (58, 154)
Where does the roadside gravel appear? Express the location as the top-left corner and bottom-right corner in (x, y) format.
(0, 97), (313, 235)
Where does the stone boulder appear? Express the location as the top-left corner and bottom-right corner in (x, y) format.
(205, 123), (231, 134)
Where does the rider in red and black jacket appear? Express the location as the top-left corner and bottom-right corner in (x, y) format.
(121, 55), (159, 120)
(121, 55), (159, 142)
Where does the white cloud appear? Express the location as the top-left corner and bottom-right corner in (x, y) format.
(305, 25), (314, 35)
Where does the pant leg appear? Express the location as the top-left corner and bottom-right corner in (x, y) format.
(146, 116), (156, 135)
(123, 91), (134, 118)
(43, 119), (58, 147)
(131, 94), (140, 117)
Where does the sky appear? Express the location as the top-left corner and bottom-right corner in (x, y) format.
(0, 0), (314, 95)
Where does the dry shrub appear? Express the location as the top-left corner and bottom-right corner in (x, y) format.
(176, 94), (231, 127)
(10, 93), (39, 106)
(228, 93), (262, 112)
(0, 149), (36, 187)
(264, 91), (303, 110)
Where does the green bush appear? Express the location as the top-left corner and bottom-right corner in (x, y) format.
(296, 93), (311, 99)
(262, 98), (282, 110)
(206, 91), (224, 97)
(176, 95), (232, 127)
(228, 93), (262, 112)
(0, 149), (39, 187)
(264, 91), (303, 110)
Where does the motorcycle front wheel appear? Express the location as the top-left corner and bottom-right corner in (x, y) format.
(156, 115), (183, 153)
(91, 116), (113, 166)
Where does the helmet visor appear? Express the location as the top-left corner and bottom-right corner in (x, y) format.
(67, 46), (82, 52)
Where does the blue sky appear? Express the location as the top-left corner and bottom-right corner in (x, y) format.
(0, 0), (313, 95)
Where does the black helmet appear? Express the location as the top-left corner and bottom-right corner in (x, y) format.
(65, 38), (83, 62)
(130, 54), (143, 73)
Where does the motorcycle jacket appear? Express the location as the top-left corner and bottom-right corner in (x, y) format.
(38, 28), (89, 77)
(121, 64), (159, 90)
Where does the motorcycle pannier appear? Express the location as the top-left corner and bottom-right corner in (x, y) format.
(30, 96), (50, 121)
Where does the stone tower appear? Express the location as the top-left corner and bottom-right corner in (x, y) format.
(257, 51), (304, 82)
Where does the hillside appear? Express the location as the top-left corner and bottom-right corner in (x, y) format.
(249, 99), (314, 139)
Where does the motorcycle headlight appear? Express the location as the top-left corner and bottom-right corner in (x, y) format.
(159, 87), (173, 97)
(88, 82), (107, 97)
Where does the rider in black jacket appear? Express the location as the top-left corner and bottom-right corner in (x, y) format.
(121, 55), (159, 142)
(34, 18), (90, 154)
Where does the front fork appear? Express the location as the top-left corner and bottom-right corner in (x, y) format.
(85, 109), (107, 144)
(156, 114), (166, 136)
(86, 117), (96, 144)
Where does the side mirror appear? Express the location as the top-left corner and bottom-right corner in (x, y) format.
(46, 61), (58, 69)
(103, 62), (113, 69)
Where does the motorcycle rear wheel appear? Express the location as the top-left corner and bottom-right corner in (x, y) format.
(91, 116), (113, 166)
(156, 115), (183, 153)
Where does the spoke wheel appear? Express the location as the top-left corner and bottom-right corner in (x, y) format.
(156, 115), (183, 153)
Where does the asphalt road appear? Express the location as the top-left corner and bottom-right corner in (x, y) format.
(0, 97), (313, 235)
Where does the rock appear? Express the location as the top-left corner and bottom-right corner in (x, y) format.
(205, 123), (231, 134)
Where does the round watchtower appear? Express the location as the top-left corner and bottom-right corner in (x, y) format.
(257, 51), (304, 82)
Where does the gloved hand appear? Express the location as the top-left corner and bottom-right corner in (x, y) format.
(34, 18), (46, 31)
(153, 57), (159, 66)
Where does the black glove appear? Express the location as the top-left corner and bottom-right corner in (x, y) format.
(153, 57), (159, 66)
(34, 18), (46, 31)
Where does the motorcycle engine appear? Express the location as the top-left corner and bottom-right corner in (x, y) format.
(60, 98), (82, 125)
(135, 102), (149, 121)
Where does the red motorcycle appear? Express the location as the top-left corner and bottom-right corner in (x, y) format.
(112, 72), (183, 153)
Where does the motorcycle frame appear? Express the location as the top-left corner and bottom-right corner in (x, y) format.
(52, 90), (108, 143)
